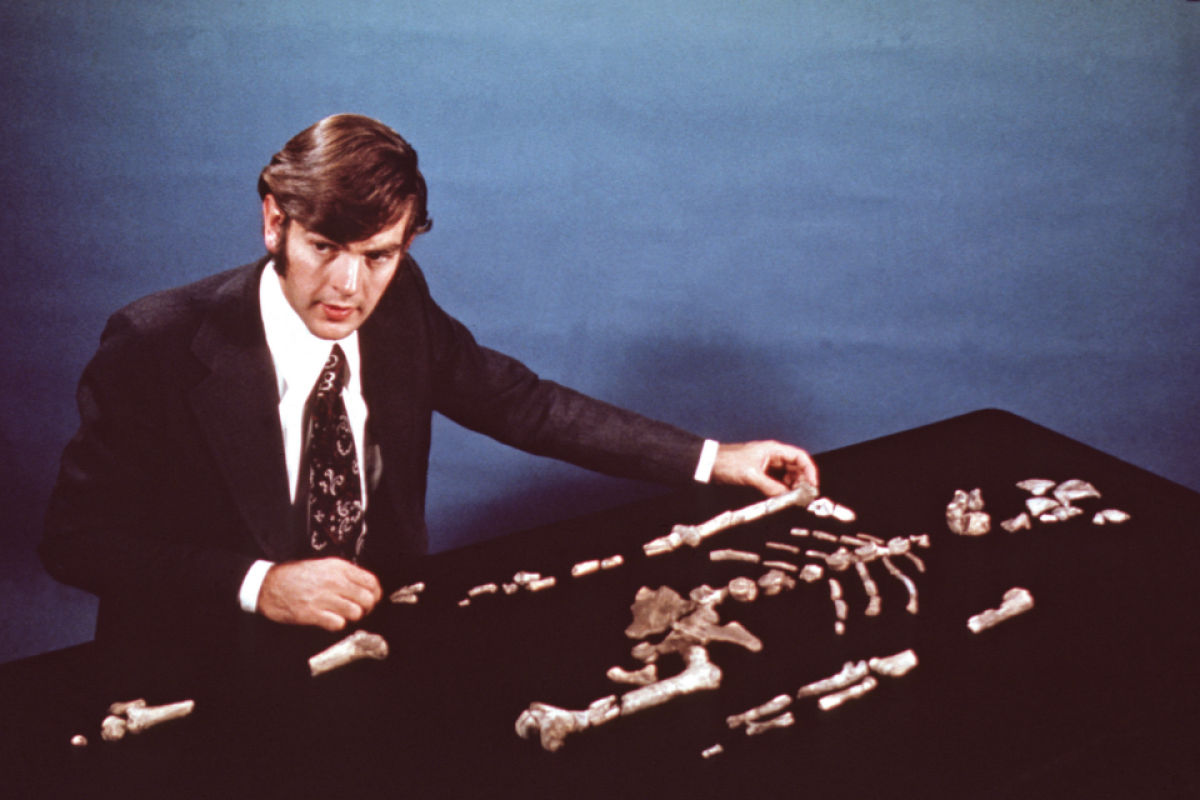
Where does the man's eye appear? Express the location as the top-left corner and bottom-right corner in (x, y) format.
(313, 241), (335, 253)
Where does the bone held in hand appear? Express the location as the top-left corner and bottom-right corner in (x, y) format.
(643, 482), (818, 554)
(309, 630), (389, 676)
(968, 588), (1034, 633)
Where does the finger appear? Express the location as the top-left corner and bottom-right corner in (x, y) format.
(315, 609), (348, 632)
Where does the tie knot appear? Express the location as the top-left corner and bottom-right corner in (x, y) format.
(319, 344), (349, 395)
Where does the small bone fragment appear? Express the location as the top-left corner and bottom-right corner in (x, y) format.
(572, 560), (600, 577)
(869, 649), (918, 677)
(790, 528), (809, 537)
(125, 700), (195, 734)
(812, 531), (838, 543)
(626, 586), (692, 638)
(832, 504), (856, 523)
(1026, 497), (1060, 517)
(388, 582), (425, 604)
(710, 549), (760, 563)
(835, 621), (845, 635)
(1054, 479), (1101, 506)
(512, 571), (541, 586)
(947, 489), (991, 536)
(882, 556), (918, 614)
(1039, 513), (1057, 523)
(819, 676), (878, 710)
(799, 564), (824, 582)
(71, 735), (88, 747)
(309, 630), (389, 677)
(502, 583), (519, 594)
(969, 587), (1034, 633)
(458, 598), (471, 607)
(826, 547), (854, 571)
(1001, 513), (1032, 532)
(701, 743), (724, 759)
(758, 569), (796, 596)
(908, 533), (930, 548)
(528, 576), (556, 592)
(1093, 508), (1130, 525)
(101, 716), (126, 742)
(765, 541), (801, 554)
(601, 555), (624, 569)
(746, 711), (796, 735)
(1017, 479), (1057, 495)
(108, 698), (147, 716)
(727, 577), (759, 603)
(840, 535), (867, 547)
(807, 497), (836, 516)
(691, 584), (729, 605)
(468, 582), (498, 597)
(607, 664), (659, 685)
(830, 578), (848, 623)
(763, 560), (798, 573)
(856, 561), (881, 616)
(620, 645), (723, 716)
(515, 696), (620, 752)
(644, 537), (675, 556)
(797, 660), (870, 698)
(727, 694), (793, 728)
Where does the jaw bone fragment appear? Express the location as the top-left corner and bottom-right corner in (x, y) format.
(947, 488), (991, 536)
(797, 660), (870, 699)
(1017, 479), (1057, 496)
(869, 649), (918, 677)
(607, 664), (658, 685)
(727, 694), (792, 728)
(388, 582), (425, 604)
(819, 676), (878, 710)
(1054, 479), (1101, 506)
(968, 587), (1034, 633)
(126, 700), (195, 734)
(746, 711), (795, 735)
(309, 630), (389, 677)
(643, 482), (818, 555)
(1093, 508), (1130, 525)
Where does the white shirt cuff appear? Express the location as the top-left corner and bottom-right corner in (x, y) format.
(238, 559), (275, 613)
(694, 439), (719, 483)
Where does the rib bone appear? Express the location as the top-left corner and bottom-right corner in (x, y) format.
(309, 630), (389, 677)
(797, 660), (870, 698)
(869, 649), (918, 677)
(819, 676), (878, 710)
(746, 711), (795, 735)
(727, 694), (792, 728)
(710, 549), (760, 563)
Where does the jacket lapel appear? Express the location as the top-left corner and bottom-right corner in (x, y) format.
(188, 260), (296, 561)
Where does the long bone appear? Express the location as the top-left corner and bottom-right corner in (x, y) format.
(126, 700), (195, 734)
(746, 711), (795, 735)
(797, 660), (870, 699)
(643, 482), (818, 555)
(819, 676), (878, 710)
(727, 694), (792, 728)
(968, 587), (1034, 633)
(309, 630), (389, 677)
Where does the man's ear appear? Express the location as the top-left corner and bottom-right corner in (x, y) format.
(262, 194), (285, 254)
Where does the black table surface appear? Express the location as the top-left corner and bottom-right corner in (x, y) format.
(4, 409), (1199, 799)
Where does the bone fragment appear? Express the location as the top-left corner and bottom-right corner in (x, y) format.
(309, 630), (389, 677)
(882, 556), (918, 614)
(710, 549), (760, 563)
(388, 582), (425, 604)
(528, 576), (556, 592)
(797, 660), (870, 698)
(458, 598), (470, 607)
(1017, 479), (1057, 496)
(645, 483), (819, 555)
(1093, 508), (1131, 525)
(125, 700), (195, 734)
(513, 571), (541, 586)
(620, 645), (723, 716)
(108, 699), (147, 716)
(812, 531), (838, 543)
(835, 621), (845, 635)
(830, 578), (848, 624)
(691, 584), (729, 605)
(727, 694), (793, 728)
(908, 533), (930, 548)
(869, 649), (918, 677)
(626, 586), (693, 639)
(763, 560), (798, 573)
(765, 541), (800, 554)
(71, 734), (88, 747)
(856, 561), (881, 616)
(701, 743), (724, 759)
(607, 664), (659, 685)
(1054, 479), (1101, 506)
(727, 577), (759, 603)
(799, 564), (824, 582)
(468, 582), (498, 597)
(969, 587), (1034, 633)
(819, 676), (878, 710)
(790, 528), (809, 537)
(101, 716), (127, 742)
(832, 504), (856, 523)
(947, 489), (991, 536)
(502, 583), (519, 594)
(758, 569), (796, 596)
(572, 560), (600, 577)
(746, 711), (796, 735)
(515, 695), (620, 752)
(840, 535), (868, 547)
(601, 555), (624, 569)
(1026, 497), (1060, 517)
(1001, 513), (1032, 532)
(807, 497), (836, 516)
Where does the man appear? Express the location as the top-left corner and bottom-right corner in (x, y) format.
(40, 114), (817, 642)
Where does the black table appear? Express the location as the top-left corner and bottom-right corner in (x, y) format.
(4, 410), (1198, 799)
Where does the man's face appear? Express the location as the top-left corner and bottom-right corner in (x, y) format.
(263, 195), (415, 340)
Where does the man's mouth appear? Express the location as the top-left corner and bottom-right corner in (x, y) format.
(320, 303), (355, 322)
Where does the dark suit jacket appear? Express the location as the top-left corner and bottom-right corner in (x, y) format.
(40, 256), (704, 640)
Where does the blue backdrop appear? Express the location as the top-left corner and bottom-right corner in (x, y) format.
(2, 0), (1197, 661)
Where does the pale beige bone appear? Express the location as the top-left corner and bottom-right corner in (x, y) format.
(388, 582), (425, 604)
(1093, 508), (1130, 525)
(860, 533), (885, 545)
(812, 531), (838, 543)
(468, 582), (498, 597)
(969, 587), (1034, 633)
(882, 556), (918, 614)
(125, 700), (195, 734)
(619, 645), (722, 716)
(572, 560), (600, 577)
(502, 583), (519, 594)
(830, 578), (848, 625)
(746, 711), (796, 735)
(797, 660), (870, 698)
(600, 555), (624, 569)
(1026, 497), (1060, 517)
(840, 535), (867, 547)
(643, 483), (818, 555)
(763, 560), (798, 573)
(727, 577), (759, 603)
(528, 576), (556, 592)
(856, 561), (881, 616)
(1054, 479), (1101, 506)
(1001, 513), (1032, 532)
(710, 549), (760, 563)
(947, 488), (991, 536)
(757, 569), (796, 596)
(458, 598), (471, 607)
(727, 694), (792, 728)
(807, 497), (836, 517)
(799, 564), (824, 583)
(832, 504), (856, 523)
(765, 541), (801, 554)
(908, 533), (931, 548)
(71, 734), (88, 747)
(819, 676), (878, 710)
(512, 571), (541, 586)
(101, 715), (127, 742)
(1017, 478), (1056, 495)
(515, 696), (620, 753)
(108, 698), (147, 716)
(701, 743), (725, 759)
(309, 630), (389, 677)
(790, 528), (810, 537)
(607, 664), (659, 685)
(835, 621), (845, 635)
(869, 649), (918, 677)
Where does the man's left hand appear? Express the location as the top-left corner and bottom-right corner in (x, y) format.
(711, 440), (818, 496)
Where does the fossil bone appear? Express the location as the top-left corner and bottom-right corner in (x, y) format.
(819, 676), (878, 710)
(572, 560), (600, 577)
(125, 700), (195, 734)
(643, 482), (818, 555)
(108, 699), (146, 716)
(502, 583), (519, 594)
(458, 598), (471, 607)
(1017, 478), (1056, 495)
(710, 549), (760, 563)
(727, 577), (759, 603)
(856, 561), (881, 616)
(969, 587), (1034, 633)
(807, 497), (836, 517)
(832, 504), (856, 523)
(619, 645), (723, 716)
(869, 649), (918, 677)
(765, 541), (801, 554)
(607, 664), (659, 685)
(515, 696), (620, 753)
(799, 564), (824, 582)
(1054, 479), (1101, 506)
(701, 743), (724, 759)
(309, 630), (389, 677)
(790, 528), (809, 537)
(797, 660), (870, 698)
(1001, 513), (1032, 532)
(757, 569), (796, 595)
(468, 582), (498, 597)
(71, 734), (88, 747)
(727, 694), (793, 728)
(763, 560), (798, 573)
(909, 533), (931, 548)
(1026, 497), (1060, 517)
(527, 576), (556, 592)
(812, 531), (838, 543)
(746, 711), (795, 735)
(388, 582), (425, 604)
(512, 571), (541, 586)
(1093, 508), (1131, 525)
(101, 715), (127, 742)
(601, 555), (624, 569)
(882, 556), (918, 614)
(947, 488), (991, 536)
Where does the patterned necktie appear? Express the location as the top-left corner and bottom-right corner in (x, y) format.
(302, 344), (365, 561)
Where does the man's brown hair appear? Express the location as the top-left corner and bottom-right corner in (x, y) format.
(258, 114), (432, 247)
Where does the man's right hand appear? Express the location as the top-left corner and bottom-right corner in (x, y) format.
(257, 558), (383, 631)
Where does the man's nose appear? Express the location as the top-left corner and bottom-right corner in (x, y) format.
(330, 255), (362, 295)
